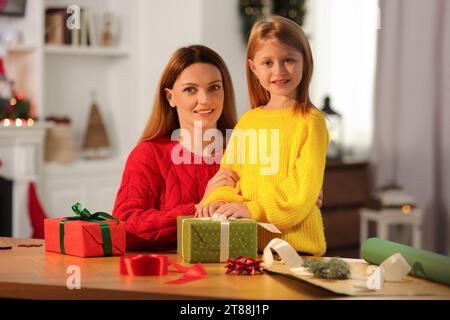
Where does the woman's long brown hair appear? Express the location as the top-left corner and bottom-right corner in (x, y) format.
(140, 45), (237, 142)
(246, 16), (315, 114)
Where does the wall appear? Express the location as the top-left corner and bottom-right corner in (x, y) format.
(134, 0), (203, 145)
(201, 0), (249, 117)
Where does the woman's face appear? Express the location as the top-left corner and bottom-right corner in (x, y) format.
(165, 63), (224, 132)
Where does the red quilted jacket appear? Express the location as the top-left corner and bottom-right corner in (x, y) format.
(112, 137), (220, 251)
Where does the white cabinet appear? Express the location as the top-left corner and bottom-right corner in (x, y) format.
(43, 159), (123, 217)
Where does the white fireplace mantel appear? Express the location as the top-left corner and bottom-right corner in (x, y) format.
(0, 123), (52, 237)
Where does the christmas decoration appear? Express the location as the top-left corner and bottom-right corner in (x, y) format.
(0, 94), (31, 120)
(28, 182), (48, 239)
(0, 56), (33, 122)
(83, 92), (111, 159)
(44, 202), (126, 257)
(302, 258), (351, 280)
(239, 0), (307, 42)
(273, 0), (307, 25)
(239, 0), (267, 42)
(225, 256), (264, 275)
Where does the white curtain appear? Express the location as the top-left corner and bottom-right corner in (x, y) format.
(372, 0), (450, 254)
(307, 0), (378, 158)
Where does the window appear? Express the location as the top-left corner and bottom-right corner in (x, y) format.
(305, 0), (379, 158)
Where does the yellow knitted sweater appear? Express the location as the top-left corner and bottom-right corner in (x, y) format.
(204, 106), (329, 255)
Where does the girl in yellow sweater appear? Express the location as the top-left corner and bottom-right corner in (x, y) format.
(197, 16), (329, 256)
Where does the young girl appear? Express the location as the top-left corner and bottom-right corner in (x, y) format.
(197, 16), (329, 256)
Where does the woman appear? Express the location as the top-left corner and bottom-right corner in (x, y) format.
(112, 45), (238, 250)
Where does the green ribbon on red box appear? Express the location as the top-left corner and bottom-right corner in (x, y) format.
(59, 203), (120, 256)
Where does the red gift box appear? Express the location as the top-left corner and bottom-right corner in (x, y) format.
(45, 215), (126, 258)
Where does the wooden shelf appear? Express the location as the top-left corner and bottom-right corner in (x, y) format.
(44, 45), (129, 57)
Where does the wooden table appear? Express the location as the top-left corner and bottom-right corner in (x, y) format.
(0, 237), (338, 300)
(1, 237), (448, 300)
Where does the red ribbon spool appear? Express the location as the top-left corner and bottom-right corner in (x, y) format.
(120, 254), (169, 276)
(120, 254), (207, 284)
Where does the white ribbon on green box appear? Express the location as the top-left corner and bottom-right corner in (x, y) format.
(181, 213), (281, 262)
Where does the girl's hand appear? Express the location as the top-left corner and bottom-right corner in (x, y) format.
(197, 188), (322, 217)
(316, 189), (324, 208)
(195, 201), (226, 217)
(214, 203), (251, 219)
(200, 169), (239, 204)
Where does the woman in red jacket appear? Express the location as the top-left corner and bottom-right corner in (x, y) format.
(112, 45), (239, 250)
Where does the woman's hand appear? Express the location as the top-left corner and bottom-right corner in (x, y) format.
(196, 188), (322, 219)
(200, 169), (239, 204)
(195, 201), (226, 217)
(316, 189), (324, 208)
(214, 203), (251, 219)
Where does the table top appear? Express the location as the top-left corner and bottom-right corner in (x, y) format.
(0, 237), (447, 300)
(0, 237), (334, 300)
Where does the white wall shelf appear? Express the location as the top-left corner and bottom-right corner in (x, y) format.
(45, 45), (130, 57)
(4, 45), (38, 53)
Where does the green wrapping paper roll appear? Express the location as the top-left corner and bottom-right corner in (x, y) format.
(361, 238), (450, 286)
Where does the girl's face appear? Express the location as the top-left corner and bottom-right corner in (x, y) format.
(165, 63), (224, 131)
(249, 38), (303, 100)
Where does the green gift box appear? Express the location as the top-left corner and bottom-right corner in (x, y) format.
(177, 216), (258, 263)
